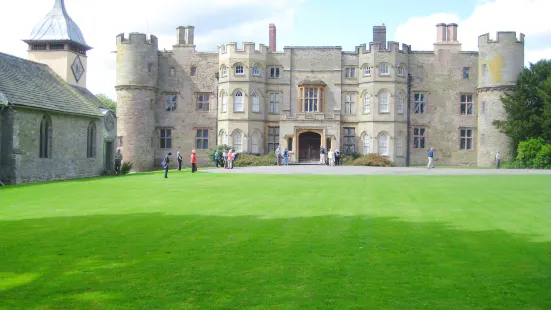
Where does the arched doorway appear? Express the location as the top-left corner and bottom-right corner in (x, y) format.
(298, 132), (321, 162)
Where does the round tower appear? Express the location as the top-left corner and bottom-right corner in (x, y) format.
(477, 31), (524, 166)
(115, 33), (159, 171)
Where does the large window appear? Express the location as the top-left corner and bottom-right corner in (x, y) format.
(363, 94), (371, 114)
(39, 115), (52, 158)
(345, 93), (355, 114)
(252, 92), (260, 113)
(269, 92), (280, 113)
(363, 135), (370, 154)
(460, 128), (473, 150)
(234, 91), (244, 112)
(197, 93), (209, 112)
(378, 135), (388, 156)
(164, 94), (177, 111)
(87, 121), (96, 158)
(268, 127), (279, 152)
(233, 131), (243, 152)
(160, 129), (172, 149)
(413, 127), (426, 149)
(299, 86), (324, 112)
(378, 91), (389, 113)
(196, 129), (209, 149)
(414, 93), (426, 114)
(343, 127), (355, 154)
(344, 67), (356, 78)
(461, 94), (473, 115)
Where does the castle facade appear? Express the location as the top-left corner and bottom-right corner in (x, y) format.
(115, 23), (525, 170)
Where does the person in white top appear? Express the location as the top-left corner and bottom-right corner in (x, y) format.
(495, 151), (501, 169)
(327, 149), (334, 166)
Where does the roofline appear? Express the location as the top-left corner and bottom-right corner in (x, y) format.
(13, 104), (102, 118)
(22, 39), (93, 51)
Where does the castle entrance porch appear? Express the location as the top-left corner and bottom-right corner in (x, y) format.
(298, 131), (321, 162)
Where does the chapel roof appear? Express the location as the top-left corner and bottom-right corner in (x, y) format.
(23, 0), (91, 50)
(0, 52), (101, 117)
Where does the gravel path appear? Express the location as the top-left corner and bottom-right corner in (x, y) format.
(202, 165), (551, 175)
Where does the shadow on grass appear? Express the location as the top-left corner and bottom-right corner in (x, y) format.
(0, 213), (550, 309)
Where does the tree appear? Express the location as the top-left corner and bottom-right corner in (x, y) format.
(493, 59), (551, 154)
(95, 93), (117, 111)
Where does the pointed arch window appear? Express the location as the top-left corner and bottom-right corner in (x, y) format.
(397, 92), (404, 114)
(221, 65), (228, 77)
(235, 65), (244, 75)
(221, 131), (228, 145)
(252, 92), (260, 113)
(363, 94), (371, 114)
(378, 135), (388, 156)
(252, 65), (260, 77)
(234, 91), (244, 112)
(232, 131), (243, 152)
(221, 92), (228, 112)
(87, 121), (97, 158)
(379, 91), (389, 113)
(39, 115), (52, 158)
(363, 135), (370, 154)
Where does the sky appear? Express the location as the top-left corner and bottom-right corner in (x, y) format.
(1, 0), (550, 100)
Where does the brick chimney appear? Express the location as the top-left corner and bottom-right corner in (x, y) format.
(373, 23), (386, 48)
(269, 23), (276, 52)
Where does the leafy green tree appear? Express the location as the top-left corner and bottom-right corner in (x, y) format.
(95, 93), (117, 111)
(493, 60), (551, 154)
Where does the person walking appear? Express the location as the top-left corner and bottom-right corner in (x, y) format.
(177, 151), (183, 171)
(283, 148), (289, 166)
(190, 150), (197, 173)
(427, 147), (435, 169)
(162, 152), (172, 178)
(114, 148), (122, 175)
(495, 151), (501, 169)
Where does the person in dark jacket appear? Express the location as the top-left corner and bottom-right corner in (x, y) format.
(162, 152), (172, 178)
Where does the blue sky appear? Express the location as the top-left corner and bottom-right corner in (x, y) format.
(1, 0), (550, 99)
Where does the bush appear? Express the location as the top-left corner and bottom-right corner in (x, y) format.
(234, 153), (277, 167)
(340, 152), (362, 165)
(120, 161), (133, 175)
(347, 154), (393, 167)
(515, 138), (551, 169)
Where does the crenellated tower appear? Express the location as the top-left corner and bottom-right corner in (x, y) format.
(115, 33), (159, 171)
(477, 31), (524, 166)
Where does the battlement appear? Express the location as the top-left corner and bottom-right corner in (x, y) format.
(478, 32), (525, 46)
(354, 41), (411, 54)
(116, 33), (158, 48)
(219, 42), (269, 55)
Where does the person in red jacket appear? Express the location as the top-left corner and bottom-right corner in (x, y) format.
(190, 150), (197, 173)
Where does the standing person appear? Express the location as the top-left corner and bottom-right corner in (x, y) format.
(190, 150), (197, 173)
(320, 146), (326, 164)
(328, 148), (334, 166)
(222, 149), (228, 169)
(334, 149), (340, 166)
(162, 152), (172, 178)
(283, 148), (289, 166)
(427, 147), (435, 169)
(227, 149), (233, 169)
(114, 149), (123, 175)
(275, 146), (281, 166)
(495, 151), (501, 169)
(214, 150), (220, 168)
(177, 151), (183, 171)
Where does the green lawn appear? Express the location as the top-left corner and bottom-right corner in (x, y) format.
(1, 170), (550, 309)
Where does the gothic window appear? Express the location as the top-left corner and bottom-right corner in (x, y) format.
(378, 91), (389, 113)
(413, 127), (426, 149)
(269, 92), (280, 113)
(378, 135), (388, 156)
(252, 65), (260, 77)
(252, 92), (260, 113)
(268, 127), (279, 152)
(414, 93), (426, 114)
(87, 121), (96, 158)
(363, 94), (371, 114)
(39, 115), (52, 158)
(363, 135), (370, 154)
(164, 95), (177, 111)
(160, 129), (172, 149)
(232, 131), (243, 152)
(251, 131), (261, 154)
(221, 92), (228, 112)
(221, 65), (228, 77)
(196, 129), (209, 149)
(343, 127), (355, 154)
(234, 91), (244, 112)
(197, 93), (210, 112)
(398, 65), (405, 76)
(461, 94), (474, 115)
(397, 92), (404, 114)
(363, 65), (371, 76)
(235, 65), (244, 75)
(299, 86), (325, 112)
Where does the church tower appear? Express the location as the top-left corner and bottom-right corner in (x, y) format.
(22, 0), (92, 88)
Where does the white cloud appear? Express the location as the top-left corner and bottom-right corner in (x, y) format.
(394, 0), (551, 64)
(0, 0), (302, 100)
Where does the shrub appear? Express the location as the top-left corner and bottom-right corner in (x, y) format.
(347, 154), (393, 167)
(515, 138), (551, 169)
(501, 160), (524, 169)
(534, 144), (551, 169)
(234, 153), (277, 167)
(340, 152), (361, 165)
(120, 161), (133, 175)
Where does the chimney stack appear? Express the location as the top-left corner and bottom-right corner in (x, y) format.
(436, 23), (447, 42)
(185, 26), (195, 45)
(373, 23), (387, 49)
(446, 23), (458, 42)
(176, 26), (185, 45)
(269, 24), (276, 52)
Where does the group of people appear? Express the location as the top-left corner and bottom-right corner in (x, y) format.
(213, 149), (237, 169)
(319, 147), (342, 166)
(160, 150), (197, 178)
(274, 146), (290, 165)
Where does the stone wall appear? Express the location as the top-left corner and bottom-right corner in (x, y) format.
(9, 108), (102, 184)
(0, 109), (15, 183)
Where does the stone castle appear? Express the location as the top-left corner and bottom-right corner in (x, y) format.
(115, 23), (525, 170)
